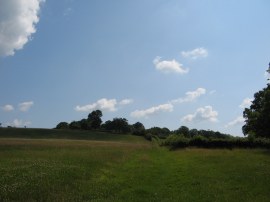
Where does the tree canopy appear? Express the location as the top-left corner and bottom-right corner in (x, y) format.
(243, 83), (270, 137)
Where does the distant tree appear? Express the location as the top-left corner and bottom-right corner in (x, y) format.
(56, 122), (69, 129)
(80, 119), (91, 130)
(146, 127), (170, 138)
(177, 126), (190, 137)
(88, 110), (103, 129)
(132, 122), (145, 136)
(69, 121), (81, 130)
(0, 123), (2, 128)
(243, 83), (270, 138)
(102, 120), (113, 131)
(111, 118), (130, 133)
(189, 129), (198, 137)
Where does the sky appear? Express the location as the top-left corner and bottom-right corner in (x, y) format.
(0, 0), (270, 136)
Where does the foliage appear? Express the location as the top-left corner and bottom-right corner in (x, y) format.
(131, 122), (145, 136)
(88, 110), (103, 129)
(161, 134), (270, 149)
(55, 122), (69, 129)
(102, 118), (130, 134)
(243, 84), (270, 138)
(146, 127), (170, 139)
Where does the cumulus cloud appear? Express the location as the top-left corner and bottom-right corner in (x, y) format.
(131, 103), (173, 118)
(225, 116), (245, 128)
(181, 47), (208, 59)
(0, 0), (45, 57)
(153, 56), (189, 74)
(182, 106), (218, 123)
(239, 98), (252, 109)
(18, 101), (34, 112)
(75, 98), (134, 112)
(2, 104), (14, 112)
(171, 88), (206, 104)
(75, 98), (117, 112)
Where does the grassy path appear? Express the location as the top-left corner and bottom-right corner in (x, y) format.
(0, 138), (270, 201)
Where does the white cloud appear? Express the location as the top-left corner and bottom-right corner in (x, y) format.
(75, 98), (117, 112)
(153, 56), (189, 74)
(0, 0), (45, 57)
(181, 47), (208, 59)
(225, 116), (245, 128)
(119, 99), (133, 105)
(239, 98), (252, 109)
(131, 103), (173, 118)
(18, 101), (34, 112)
(2, 104), (14, 112)
(182, 106), (218, 123)
(7, 119), (31, 127)
(171, 88), (206, 104)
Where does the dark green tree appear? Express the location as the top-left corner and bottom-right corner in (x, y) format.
(111, 118), (130, 133)
(88, 110), (103, 129)
(55, 122), (69, 129)
(242, 83), (270, 137)
(69, 121), (81, 130)
(177, 126), (190, 137)
(132, 122), (145, 136)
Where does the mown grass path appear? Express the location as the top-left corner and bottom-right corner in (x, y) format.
(0, 137), (270, 201)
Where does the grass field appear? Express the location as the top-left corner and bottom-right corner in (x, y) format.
(0, 128), (270, 201)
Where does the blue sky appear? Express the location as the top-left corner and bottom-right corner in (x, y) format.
(1, 0), (270, 136)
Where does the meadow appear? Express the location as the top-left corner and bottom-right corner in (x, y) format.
(0, 128), (270, 201)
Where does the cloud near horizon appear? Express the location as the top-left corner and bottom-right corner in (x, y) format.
(0, 0), (45, 57)
(181, 47), (208, 59)
(75, 98), (133, 112)
(131, 88), (206, 119)
(6, 119), (31, 127)
(182, 106), (218, 123)
(153, 56), (189, 74)
(225, 116), (245, 128)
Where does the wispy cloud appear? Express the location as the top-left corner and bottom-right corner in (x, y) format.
(181, 47), (208, 59)
(131, 88), (206, 119)
(153, 56), (189, 74)
(225, 116), (245, 128)
(2, 104), (14, 112)
(6, 119), (31, 127)
(119, 99), (134, 105)
(75, 98), (133, 112)
(182, 106), (218, 123)
(171, 88), (206, 104)
(0, 0), (45, 57)
(239, 98), (252, 109)
(18, 101), (34, 112)
(130, 103), (173, 118)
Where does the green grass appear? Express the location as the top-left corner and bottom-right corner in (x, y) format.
(0, 128), (270, 201)
(0, 128), (145, 142)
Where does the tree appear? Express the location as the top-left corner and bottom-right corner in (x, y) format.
(177, 126), (190, 137)
(55, 122), (69, 129)
(132, 122), (145, 136)
(111, 118), (130, 133)
(69, 121), (81, 130)
(80, 119), (91, 130)
(88, 110), (103, 129)
(242, 83), (270, 137)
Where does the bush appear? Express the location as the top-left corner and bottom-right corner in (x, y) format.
(162, 134), (189, 149)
